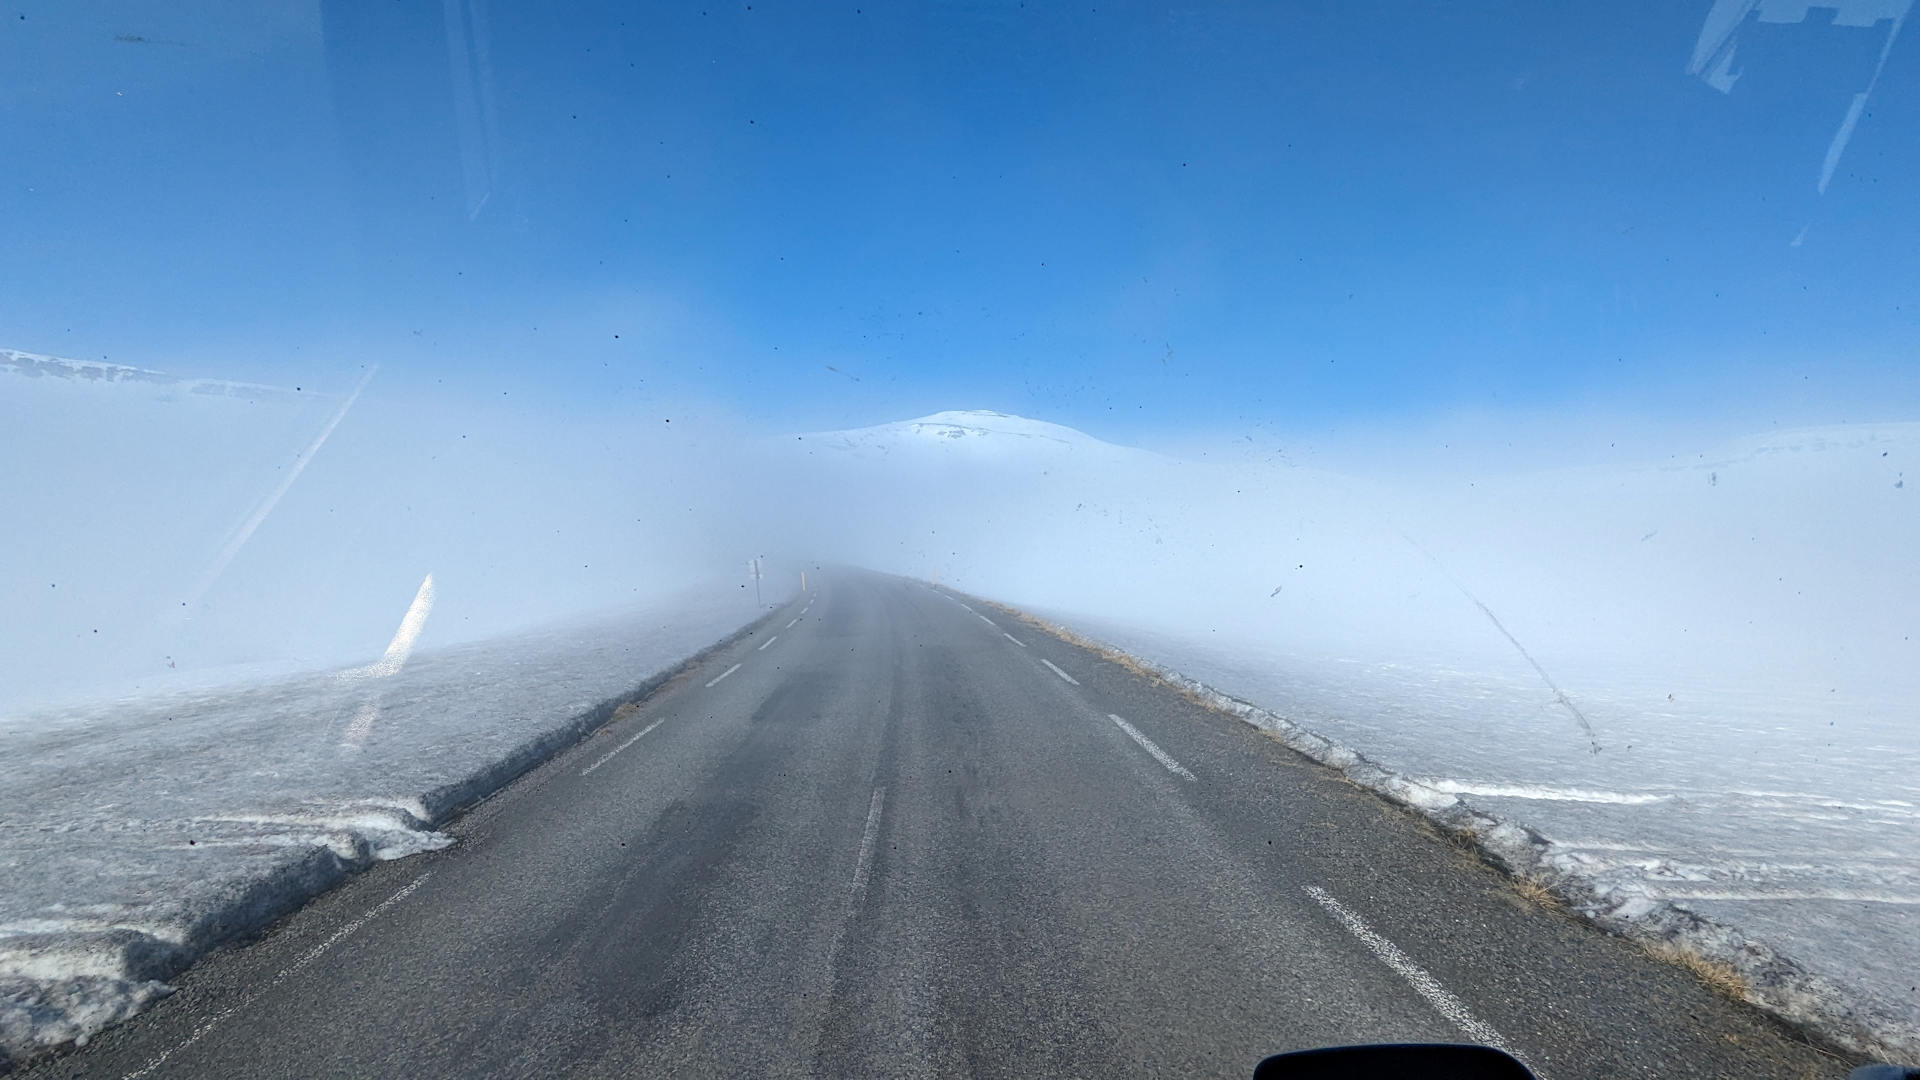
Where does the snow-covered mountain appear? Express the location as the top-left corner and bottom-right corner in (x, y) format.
(2, 348), (316, 403)
(799, 409), (1155, 465)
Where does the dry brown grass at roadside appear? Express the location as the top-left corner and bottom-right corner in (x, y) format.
(1510, 876), (1566, 913)
(1644, 941), (1750, 1001)
(985, 601), (1204, 696)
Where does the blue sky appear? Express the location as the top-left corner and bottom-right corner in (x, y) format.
(3, 0), (1916, 442)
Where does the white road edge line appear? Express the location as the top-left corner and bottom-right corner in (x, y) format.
(758, 634), (779, 651)
(581, 717), (668, 776)
(960, 602), (974, 612)
(1302, 885), (1524, 1063)
(851, 786), (887, 895)
(1107, 714), (1197, 781)
(786, 618), (800, 629)
(977, 612), (997, 628)
(1040, 658), (1079, 685)
(1003, 632), (1027, 648)
(122, 871), (431, 1080)
(705, 662), (743, 688)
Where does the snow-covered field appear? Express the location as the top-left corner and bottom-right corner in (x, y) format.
(790, 408), (1920, 1050)
(0, 584), (780, 1062)
(3, 350), (806, 1061)
(1, 352), (802, 1064)
(0, 350), (770, 716)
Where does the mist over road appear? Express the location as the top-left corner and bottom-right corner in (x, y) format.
(27, 571), (1844, 1079)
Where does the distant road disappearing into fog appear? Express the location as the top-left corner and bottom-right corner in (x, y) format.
(34, 571), (1842, 1079)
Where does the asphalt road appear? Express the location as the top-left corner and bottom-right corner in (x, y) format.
(24, 570), (1849, 1079)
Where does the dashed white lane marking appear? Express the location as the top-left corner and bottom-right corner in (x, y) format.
(852, 786), (887, 894)
(705, 663), (743, 688)
(1003, 632), (1027, 648)
(758, 634), (779, 651)
(1302, 885), (1522, 1061)
(959, 602), (974, 612)
(976, 613), (997, 628)
(786, 618), (800, 629)
(123, 871), (431, 1079)
(1040, 658), (1079, 685)
(1107, 714), (1197, 781)
(581, 718), (668, 776)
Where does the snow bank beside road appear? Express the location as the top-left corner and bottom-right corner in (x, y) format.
(1016, 608), (1920, 1063)
(0, 583), (785, 1068)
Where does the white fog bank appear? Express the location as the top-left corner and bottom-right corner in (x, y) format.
(781, 409), (1918, 704)
(1, 350), (781, 716)
(777, 408), (1918, 1045)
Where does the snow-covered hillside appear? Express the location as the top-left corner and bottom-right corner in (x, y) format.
(1, 350), (765, 715)
(1, 351), (349, 709)
(1, 348), (312, 401)
(799, 409), (1155, 465)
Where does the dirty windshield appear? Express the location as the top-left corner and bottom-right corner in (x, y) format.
(2, 3), (1915, 1077)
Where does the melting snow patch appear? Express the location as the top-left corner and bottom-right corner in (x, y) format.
(1424, 780), (1672, 805)
(0, 974), (173, 1059)
(190, 805), (453, 862)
